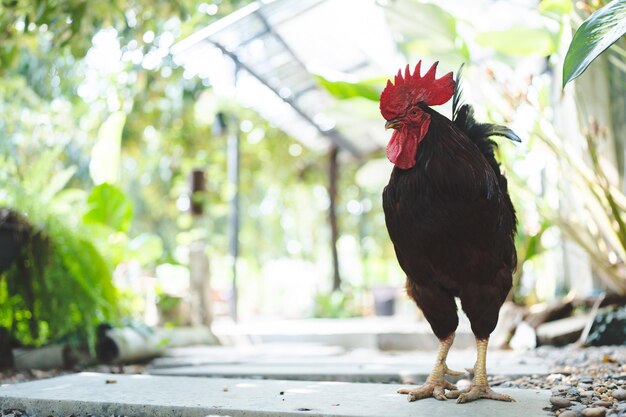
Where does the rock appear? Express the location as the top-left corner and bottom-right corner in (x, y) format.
(536, 314), (591, 346)
(553, 384), (573, 392)
(548, 373), (566, 383)
(560, 411), (578, 417)
(580, 376), (594, 384)
(594, 401), (613, 408)
(510, 321), (537, 350)
(585, 305), (626, 346)
(551, 396), (573, 408)
(613, 389), (626, 401)
(568, 388), (581, 396)
(582, 407), (607, 417)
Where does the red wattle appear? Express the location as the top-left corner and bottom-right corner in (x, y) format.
(386, 130), (418, 169)
(386, 118), (430, 170)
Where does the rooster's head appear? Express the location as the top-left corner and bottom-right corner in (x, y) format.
(380, 61), (454, 169)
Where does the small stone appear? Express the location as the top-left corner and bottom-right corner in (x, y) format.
(571, 403), (588, 412)
(582, 391), (596, 397)
(568, 388), (581, 396)
(560, 412), (578, 417)
(582, 407), (607, 417)
(581, 376), (594, 384)
(548, 374), (565, 382)
(594, 401), (614, 408)
(613, 389), (626, 401)
(551, 396), (573, 408)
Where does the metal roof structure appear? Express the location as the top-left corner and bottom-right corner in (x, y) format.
(171, 0), (403, 158)
(171, 0), (543, 157)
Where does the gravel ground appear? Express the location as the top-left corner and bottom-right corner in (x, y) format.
(490, 345), (626, 417)
(1, 345), (626, 416)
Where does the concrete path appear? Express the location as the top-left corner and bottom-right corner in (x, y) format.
(0, 372), (551, 417)
(150, 344), (549, 384)
(212, 318), (476, 350)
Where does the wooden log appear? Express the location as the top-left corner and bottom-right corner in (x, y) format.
(491, 301), (526, 349)
(536, 314), (592, 346)
(524, 299), (574, 329)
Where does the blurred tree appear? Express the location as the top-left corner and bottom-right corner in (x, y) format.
(1, 0), (377, 323)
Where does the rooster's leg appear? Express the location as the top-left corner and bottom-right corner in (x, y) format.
(397, 333), (463, 401)
(446, 337), (515, 403)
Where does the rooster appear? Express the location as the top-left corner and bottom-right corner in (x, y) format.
(380, 61), (520, 403)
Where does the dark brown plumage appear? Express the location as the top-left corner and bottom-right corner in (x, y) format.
(383, 103), (517, 340)
(381, 62), (520, 403)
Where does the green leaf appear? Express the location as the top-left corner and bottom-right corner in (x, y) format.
(563, 0), (626, 87)
(90, 111), (126, 185)
(476, 26), (558, 56)
(539, 0), (573, 15)
(385, 2), (460, 59)
(313, 75), (383, 102)
(127, 233), (164, 265)
(83, 183), (133, 232)
(41, 166), (77, 203)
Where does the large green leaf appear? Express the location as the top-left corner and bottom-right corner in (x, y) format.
(475, 26), (557, 56)
(314, 75), (383, 102)
(83, 183), (133, 232)
(539, 0), (573, 16)
(563, 0), (626, 87)
(127, 233), (164, 266)
(89, 111), (126, 185)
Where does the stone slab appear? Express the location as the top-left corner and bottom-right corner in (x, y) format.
(154, 344), (346, 368)
(150, 361), (548, 384)
(213, 318), (476, 350)
(0, 372), (551, 417)
(150, 345), (549, 383)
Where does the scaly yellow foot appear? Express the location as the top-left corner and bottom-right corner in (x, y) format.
(397, 333), (462, 401)
(448, 337), (516, 403)
(447, 384), (515, 403)
(398, 379), (456, 401)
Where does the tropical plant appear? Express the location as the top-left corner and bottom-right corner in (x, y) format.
(537, 119), (626, 293)
(563, 0), (626, 86)
(0, 150), (118, 348)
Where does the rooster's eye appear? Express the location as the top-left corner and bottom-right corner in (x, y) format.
(410, 108), (419, 116)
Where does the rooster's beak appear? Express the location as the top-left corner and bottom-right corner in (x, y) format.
(385, 119), (401, 130)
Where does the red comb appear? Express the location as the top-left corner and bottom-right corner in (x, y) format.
(380, 61), (454, 120)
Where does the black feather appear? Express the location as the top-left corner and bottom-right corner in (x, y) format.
(452, 65), (521, 145)
(452, 63), (465, 121)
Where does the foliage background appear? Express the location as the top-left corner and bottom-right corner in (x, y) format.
(0, 0), (625, 345)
